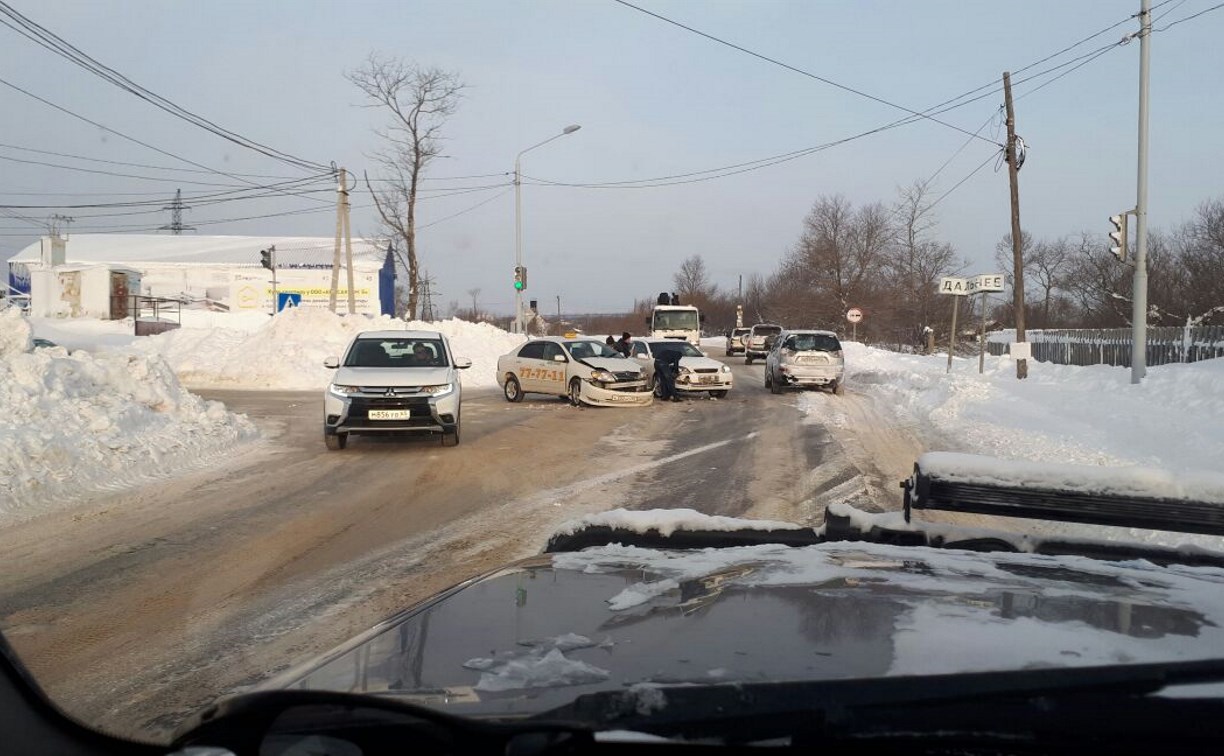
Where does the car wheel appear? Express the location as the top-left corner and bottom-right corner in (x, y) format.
(503, 375), (523, 403)
(833, 380), (845, 396)
(710, 390), (728, 399)
(763, 369), (771, 388)
(652, 373), (664, 398)
(770, 370), (783, 395)
(568, 378), (583, 406)
(745, 354), (753, 365)
(442, 413), (460, 446)
(324, 432), (347, 450)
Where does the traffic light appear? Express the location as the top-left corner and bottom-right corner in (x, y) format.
(260, 247), (275, 271)
(513, 265), (526, 291)
(1108, 213), (1128, 262)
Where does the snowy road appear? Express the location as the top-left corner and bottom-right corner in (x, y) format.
(0, 352), (911, 740)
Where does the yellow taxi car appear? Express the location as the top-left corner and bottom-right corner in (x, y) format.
(497, 336), (653, 407)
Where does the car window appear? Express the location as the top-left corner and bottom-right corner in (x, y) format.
(784, 333), (842, 352)
(344, 338), (448, 367)
(753, 325), (782, 337)
(631, 342), (648, 357)
(542, 342), (565, 361)
(566, 340), (619, 360)
(518, 341), (546, 360)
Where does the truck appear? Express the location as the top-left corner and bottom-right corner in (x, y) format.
(646, 292), (703, 346)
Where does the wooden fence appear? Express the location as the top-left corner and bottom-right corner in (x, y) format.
(985, 326), (1224, 367)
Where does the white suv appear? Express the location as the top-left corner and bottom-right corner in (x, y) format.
(764, 329), (845, 395)
(323, 330), (470, 449)
(744, 323), (782, 364)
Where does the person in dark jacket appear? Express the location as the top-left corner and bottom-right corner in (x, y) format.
(615, 332), (633, 357)
(653, 346), (684, 401)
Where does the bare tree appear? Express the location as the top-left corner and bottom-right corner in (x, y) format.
(348, 55), (464, 319)
(466, 287), (481, 314)
(672, 254), (717, 302)
(889, 181), (960, 340)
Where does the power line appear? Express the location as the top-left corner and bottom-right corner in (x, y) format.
(1153, 1), (1224, 30)
(612, 0), (998, 145)
(419, 188), (512, 230)
(0, 1), (327, 172)
(0, 74), (336, 207)
(0, 175), (333, 210)
(927, 148), (1005, 212)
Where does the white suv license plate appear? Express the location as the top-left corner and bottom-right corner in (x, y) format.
(369, 409), (411, 420)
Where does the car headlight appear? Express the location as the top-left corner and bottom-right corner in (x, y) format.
(328, 384), (361, 396)
(590, 369), (616, 382)
(420, 383), (454, 396)
(720, 364), (731, 373)
(677, 366), (692, 375)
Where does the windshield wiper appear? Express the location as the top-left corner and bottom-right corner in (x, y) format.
(535, 658), (1224, 748)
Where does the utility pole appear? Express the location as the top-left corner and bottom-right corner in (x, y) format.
(1003, 72), (1028, 379)
(1131, 0), (1152, 384)
(556, 295), (561, 321)
(329, 168), (346, 313)
(327, 168), (356, 314)
(159, 189), (193, 234)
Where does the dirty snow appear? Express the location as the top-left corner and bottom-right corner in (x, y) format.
(555, 508), (805, 538)
(1, 306), (257, 523)
(463, 643), (611, 692)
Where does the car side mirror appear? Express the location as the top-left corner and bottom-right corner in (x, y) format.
(455, 357), (472, 370)
(552, 354), (566, 362)
(324, 357), (339, 369)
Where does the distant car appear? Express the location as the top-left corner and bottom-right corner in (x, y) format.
(743, 323), (782, 364)
(630, 339), (733, 399)
(498, 336), (652, 407)
(31, 337), (58, 349)
(764, 329), (845, 394)
(725, 327), (750, 356)
(322, 330), (471, 449)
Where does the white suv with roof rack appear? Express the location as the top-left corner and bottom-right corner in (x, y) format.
(322, 330), (470, 449)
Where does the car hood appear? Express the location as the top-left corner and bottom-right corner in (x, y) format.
(678, 356), (723, 371)
(267, 540), (1224, 719)
(581, 357), (643, 374)
(332, 366), (454, 387)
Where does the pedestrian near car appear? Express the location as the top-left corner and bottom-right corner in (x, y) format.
(654, 347), (683, 402)
(616, 332), (633, 357)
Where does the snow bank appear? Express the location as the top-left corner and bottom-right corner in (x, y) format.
(1, 307), (257, 523)
(463, 634), (610, 692)
(130, 308), (526, 390)
(844, 343), (1224, 476)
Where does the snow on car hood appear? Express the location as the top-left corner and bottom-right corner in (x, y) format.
(581, 356), (643, 374)
(332, 366), (454, 387)
(270, 539), (1224, 718)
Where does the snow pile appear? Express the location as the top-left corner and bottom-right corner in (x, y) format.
(130, 307), (526, 390)
(463, 634), (610, 692)
(0, 306), (257, 522)
(554, 508), (806, 538)
(843, 343), (1224, 476)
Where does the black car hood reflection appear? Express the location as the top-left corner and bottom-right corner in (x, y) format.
(269, 541), (1224, 719)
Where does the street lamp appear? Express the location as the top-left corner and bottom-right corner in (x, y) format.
(515, 124), (581, 333)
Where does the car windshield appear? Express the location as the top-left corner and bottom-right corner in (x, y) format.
(565, 340), (622, 359)
(344, 338), (448, 367)
(652, 310), (699, 330)
(3, 1), (1223, 750)
(784, 333), (841, 352)
(652, 341), (703, 357)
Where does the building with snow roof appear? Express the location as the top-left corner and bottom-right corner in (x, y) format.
(7, 234), (396, 316)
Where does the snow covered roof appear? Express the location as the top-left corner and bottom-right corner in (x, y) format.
(8, 234), (389, 268)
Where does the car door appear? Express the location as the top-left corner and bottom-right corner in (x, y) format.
(539, 342), (569, 395)
(630, 340), (655, 380)
(514, 341), (548, 393)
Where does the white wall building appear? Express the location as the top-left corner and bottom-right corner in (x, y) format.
(7, 234), (396, 316)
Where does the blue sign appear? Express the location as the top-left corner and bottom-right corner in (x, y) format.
(277, 292), (302, 311)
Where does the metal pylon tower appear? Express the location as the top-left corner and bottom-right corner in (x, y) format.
(159, 189), (194, 234)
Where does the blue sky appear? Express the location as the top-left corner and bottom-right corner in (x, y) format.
(2, 0), (1221, 313)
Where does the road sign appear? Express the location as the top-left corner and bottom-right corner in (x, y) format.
(277, 292), (302, 311)
(846, 307), (863, 323)
(940, 273), (1005, 296)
